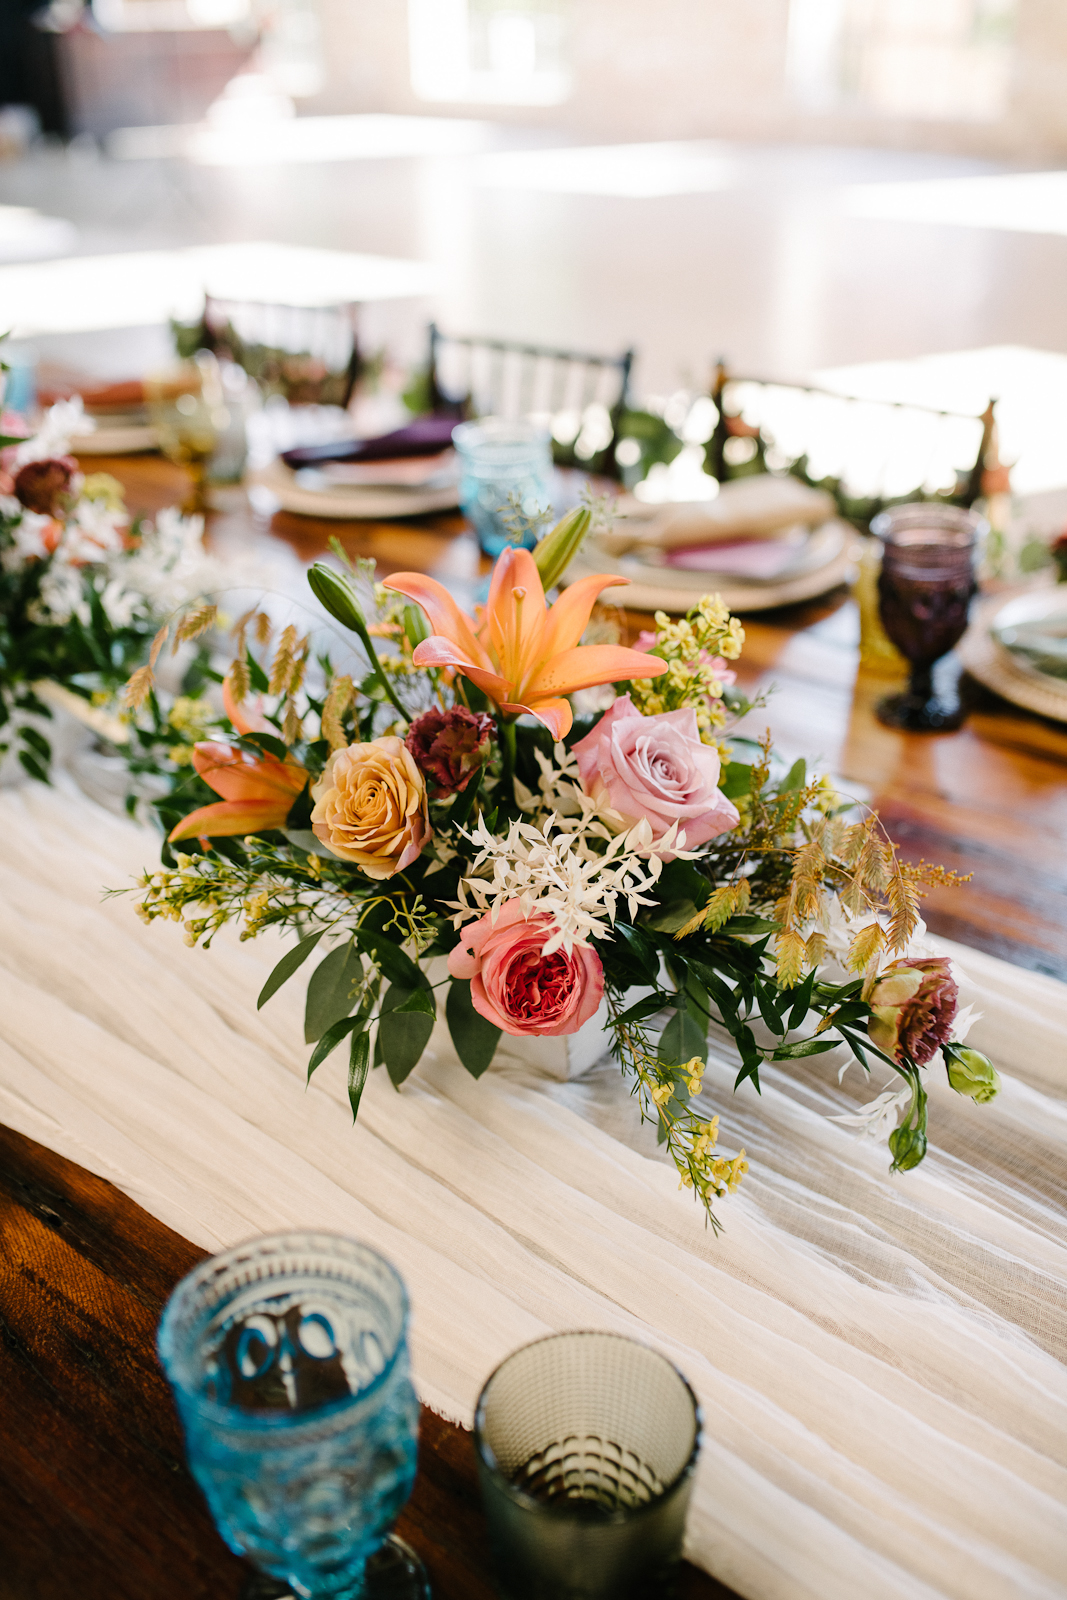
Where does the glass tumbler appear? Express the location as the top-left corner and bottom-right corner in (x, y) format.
(452, 418), (553, 558)
(872, 503), (986, 732)
(474, 1331), (701, 1600)
(157, 1232), (426, 1600)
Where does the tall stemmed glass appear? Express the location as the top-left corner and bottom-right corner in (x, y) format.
(147, 352), (223, 516)
(872, 504), (986, 732)
(158, 1233), (427, 1600)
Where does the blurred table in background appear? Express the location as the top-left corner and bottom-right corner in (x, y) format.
(110, 454), (1067, 984)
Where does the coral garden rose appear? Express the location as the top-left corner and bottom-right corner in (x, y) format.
(405, 706), (494, 798)
(449, 902), (604, 1037)
(311, 736), (431, 880)
(867, 957), (958, 1065)
(572, 693), (739, 856)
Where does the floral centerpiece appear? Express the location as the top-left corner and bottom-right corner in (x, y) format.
(124, 510), (999, 1226)
(1, 397), (214, 781)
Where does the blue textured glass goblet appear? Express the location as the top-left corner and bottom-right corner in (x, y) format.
(158, 1233), (425, 1600)
(453, 418), (553, 558)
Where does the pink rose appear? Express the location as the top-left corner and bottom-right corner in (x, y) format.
(448, 902), (604, 1037)
(572, 693), (739, 856)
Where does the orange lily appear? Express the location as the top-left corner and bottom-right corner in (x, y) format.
(385, 548), (666, 740)
(168, 676), (309, 842)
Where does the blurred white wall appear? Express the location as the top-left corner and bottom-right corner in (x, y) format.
(305, 0), (1067, 159)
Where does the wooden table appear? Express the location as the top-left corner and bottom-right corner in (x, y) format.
(0, 1122), (732, 1600)
(4, 452), (1064, 1599)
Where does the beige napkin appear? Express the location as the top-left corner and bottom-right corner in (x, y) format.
(603, 475), (837, 555)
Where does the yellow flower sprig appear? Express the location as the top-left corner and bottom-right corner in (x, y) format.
(628, 596), (745, 742)
(606, 998), (747, 1229)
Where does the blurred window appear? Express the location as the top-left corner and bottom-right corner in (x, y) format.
(408, 0), (571, 105)
(787, 0), (1016, 121)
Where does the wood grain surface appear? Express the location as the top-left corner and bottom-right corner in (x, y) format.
(0, 1122), (738, 1600)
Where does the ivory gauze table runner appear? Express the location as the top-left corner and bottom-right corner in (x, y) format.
(1, 779), (1065, 1600)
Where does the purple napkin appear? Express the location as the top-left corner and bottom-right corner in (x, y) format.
(281, 416), (458, 470)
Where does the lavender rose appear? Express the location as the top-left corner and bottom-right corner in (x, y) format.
(405, 706), (493, 798)
(572, 693), (739, 856)
(867, 957), (958, 1065)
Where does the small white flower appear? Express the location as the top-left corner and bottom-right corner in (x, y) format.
(27, 559), (86, 625)
(828, 1082), (911, 1142)
(446, 788), (697, 955)
(14, 398), (94, 465)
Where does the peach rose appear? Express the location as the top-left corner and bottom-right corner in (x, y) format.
(572, 693), (739, 857)
(311, 736), (431, 880)
(448, 902), (604, 1037)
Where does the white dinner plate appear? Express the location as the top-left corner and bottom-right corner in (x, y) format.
(251, 456), (462, 519)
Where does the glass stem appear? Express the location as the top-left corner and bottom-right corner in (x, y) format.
(909, 664), (933, 704)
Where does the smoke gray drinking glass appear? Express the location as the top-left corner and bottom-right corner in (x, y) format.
(474, 1331), (702, 1600)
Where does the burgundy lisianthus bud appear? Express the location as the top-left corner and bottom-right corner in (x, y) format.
(14, 457), (76, 517)
(868, 957), (958, 1065)
(405, 706), (494, 798)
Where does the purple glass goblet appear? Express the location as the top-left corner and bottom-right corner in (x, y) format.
(872, 504), (986, 732)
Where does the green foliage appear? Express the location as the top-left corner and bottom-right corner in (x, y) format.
(445, 979), (501, 1078)
(258, 928), (327, 1009)
(378, 984), (436, 1086)
(304, 941), (363, 1043)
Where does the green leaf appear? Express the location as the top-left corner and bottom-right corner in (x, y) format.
(719, 761), (753, 800)
(18, 749), (49, 783)
(247, 649), (270, 693)
(658, 1008), (706, 1069)
(719, 915), (780, 935)
(645, 900), (698, 935)
(257, 928), (326, 1010)
(304, 940), (362, 1043)
(771, 1038), (839, 1060)
(787, 970), (817, 1031)
(755, 981), (785, 1037)
(780, 757), (807, 793)
(734, 1023), (763, 1094)
(18, 724), (51, 760)
(241, 730), (289, 761)
(378, 983), (436, 1086)
(306, 1014), (361, 1079)
(614, 923), (660, 986)
(689, 962), (739, 1027)
(446, 978), (501, 1078)
(283, 829), (345, 860)
(356, 927), (427, 992)
(656, 858), (711, 910)
(614, 992), (672, 1025)
(448, 761), (484, 832)
(348, 1029), (371, 1121)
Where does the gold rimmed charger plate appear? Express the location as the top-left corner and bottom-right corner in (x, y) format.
(564, 519), (855, 613)
(252, 456), (461, 520)
(958, 585), (1067, 724)
(73, 424), (159, 455)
